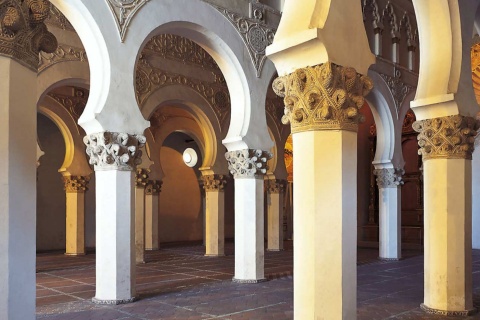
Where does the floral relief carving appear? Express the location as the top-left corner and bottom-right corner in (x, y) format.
(225, 149), (272, 178)
(48, 87), (89, 120)
(266, 179), (286, 194)
(135, 168), (149, 188)
(63, 175), (90, 193)
(106, 0), (149, 42)
(272, 62), (373, 133)
(373, 168), (404, 188)
(84, 132), (146, 171)
(45, 5), (74, 31)
(39, 44), (87, 73)
(145, 180), (162, 195)
(201, 174), (228, 192)
(379, 69), (413, 119)
(412, 115), (478, 161)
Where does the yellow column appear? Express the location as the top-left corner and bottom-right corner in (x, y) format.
(63, 175), (90, 255)
(273, 63), (373, 319)
(266, 179), (286, 251)
(413, 115), (477, 315)
(145, 180), (162, 250)
(135, 168), (149, 264)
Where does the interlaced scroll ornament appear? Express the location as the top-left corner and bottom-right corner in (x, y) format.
(379, 69), (413, 119)
(63, 175), (90, 193)
(201, 174), (228, 192)
(84, 132), (146, 171)
(272, 62), (373, 133)
(412, 115), (478, 161)
(106, 0), (149, 42)
(135, 168), (149, 187)
(373, 168), (404, 188)
(39, 44), (87, 73)
(266, 179), (286, 194)
(145, 180), (162, 195)
(0, 0), (57, 71)
(225, 149), (272, 178)
(48, 87), (88, 120)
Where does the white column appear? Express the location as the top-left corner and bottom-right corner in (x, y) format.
(145, 180), (161, 250)
(201, 174), (227, 256)
(472, 142), (480, 249)
(373, 168), (403, 260)
(135, 168), (149, 264)
(266, 179), (286, 251)
(84, 132), (146, 304)
(226, 149), (271, 282)
(272, 63), (373, 319)
(0, 57), (37, 320)
(413, 115), (475, 315)
(63, 175), (90, 255)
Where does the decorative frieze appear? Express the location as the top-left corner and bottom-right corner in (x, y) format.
(373, 168), (404, 188)
(84, 132), (146, 171)
(145, 180), (162, 195)
(63, 175), (90, 193)
(201, 174), (228, 192)
(225, 149), (271, 178)
(0, 0), (57, 71)
(135, 168), (149, 188)
(412, 115), (478, 161)
(39, 44), (88, 73)
(273, 63), (373, 133)
(106, 0), (149, 42)
(266, 179), (287, 194)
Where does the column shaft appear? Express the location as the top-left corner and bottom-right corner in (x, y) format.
(145, 192), (159, 250)
(472, 146), (480, 249)
(65, 192), (86, 255)
(378, 187), (401, 259)
(205, 191), (225, 256)
(293, 130), (357, 320)
(266, 180), (285, 251)
(135, 187), (146, 263)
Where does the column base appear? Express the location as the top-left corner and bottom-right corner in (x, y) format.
(64, 252), (86, 256)
(232, 278), (267, 284)
(420, 303), (477, 316)
(204, 254), (226, 257)
(92, 297), (136, 305)
(378, 257), (401, 261)
(145, 248), (159, 251)
(267, 249), (284, 252)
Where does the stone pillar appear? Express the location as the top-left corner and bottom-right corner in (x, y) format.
(413, 115), (477, 315)
(135, 168), (149, 263)
(63, 175), (90, 255)
(145, 180), (162, 250)
(0, 2), (57, 319)
(273, 63), (373, 319)
(226, 149), (271, 282)
(84, 132), (146, 304)
(373, 168), (403, 260)
(201, 174), (228, 256)
(266, 179), (287, 251)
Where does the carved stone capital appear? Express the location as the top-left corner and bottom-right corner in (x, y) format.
(135, 168), (149, 188)
(63, 175), (90, 193)
(83, 132), (146, 171)
(272, 63), (373, 133)
(266, 179), (287, 194)
(373, 168), (404, 188)
(0, 0), (58, 71)
(412, 115), (478, 161)
(201, 174), (228, 192)
(145, 180), (162, 195)
(225, 149), (272, 178)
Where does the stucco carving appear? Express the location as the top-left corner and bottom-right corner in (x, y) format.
(106, 0), (149, 42)
(266, 179), (286, 194)
(382, 2), (400, 42)
(379, 69), (413, 118)
(412, 115), (478, 161)
(207, 3), (275, 77)
(362, 0), (383, 34)
(201, 174), (227, 192)
(225, 149), (272, 178)
(48, 87), (88, 120)
(45, 5), (74, 31)
(272, 63), (373, 133)
(135, 168), (149, 188)
(373, 168), (404, 188)
(39, 44), (87, 73)
(400, 12), (417, 51)
(63, 175), (90, 193)
(472, 39), (480, 105)
(0, 0), (57, 71)
(145, 180), (162, 195)
(84, 132), (146, 171)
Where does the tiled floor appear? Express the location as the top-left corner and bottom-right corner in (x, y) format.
(36, 242), (480, 319)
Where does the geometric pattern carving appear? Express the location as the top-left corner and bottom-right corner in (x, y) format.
(63, 175), (90, 193)
(225, 149), (272, 178)
(201, 174), (228, 192)
(412, 115), (478, 161)
(83, 132), (146, 171)
(373, 168), (404, 188)
(273, 63), (373, 133)
(39, 44), (88, 73)
(0, 0), (57, 71)
(105, 0), (149, 42)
